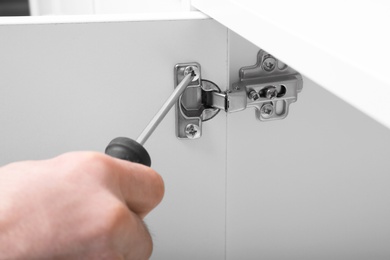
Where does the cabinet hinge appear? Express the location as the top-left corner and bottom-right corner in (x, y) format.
(175, 50), (303, 139)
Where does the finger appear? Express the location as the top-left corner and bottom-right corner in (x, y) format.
(107, 156), (165, 219)
(109, 204), (153, 259)
(51, 152), (164, 218)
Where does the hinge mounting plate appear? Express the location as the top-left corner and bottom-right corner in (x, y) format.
(174, 63), (221, 139)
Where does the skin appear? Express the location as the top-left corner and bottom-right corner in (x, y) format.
(0, 152), (164, 259)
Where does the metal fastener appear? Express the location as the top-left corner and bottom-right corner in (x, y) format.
(262, 55), (277, 72)
(248, 90), (260, 101)
(184, 66), (200, 82)
(260, 103), (274, 118)
(265, 87), (278, 99)
(185, 124), (200, 139)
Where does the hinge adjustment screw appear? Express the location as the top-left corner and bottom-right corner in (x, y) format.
(265, 87), (278, 99)
(248, 90), (260, 101)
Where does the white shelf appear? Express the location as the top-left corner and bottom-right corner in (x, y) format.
(192, 0), (390, 129)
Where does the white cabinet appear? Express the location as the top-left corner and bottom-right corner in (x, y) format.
(1, 7), (390, 259)
(0, 16), (227, 259)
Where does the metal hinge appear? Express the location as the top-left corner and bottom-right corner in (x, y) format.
(175, 49), (303, 139)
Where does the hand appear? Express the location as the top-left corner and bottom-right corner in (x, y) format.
(0, 152), (164, 259)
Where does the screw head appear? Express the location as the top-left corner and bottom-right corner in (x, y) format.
(260, 103), (274, 118)
(265, 87), (278, 99)
(262, 55), (277, 72)
(185, 124), (200, 139)
(248, 90), (260, 101)
(184, 66), (200, 82)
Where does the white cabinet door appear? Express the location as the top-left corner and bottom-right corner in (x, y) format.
(226, 31), (390, 259)
(0, 16), (227, 259)
(192, 0), (390, 129)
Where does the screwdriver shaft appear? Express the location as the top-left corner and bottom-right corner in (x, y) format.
(136, 72), (195, 145)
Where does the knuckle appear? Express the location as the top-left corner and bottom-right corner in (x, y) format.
(78, 152), (112, 168)
(56, 151), (114, 180)
(57, 151), (109, 165)
(105, 204), (131, 231)
(100, 204), (153, 258)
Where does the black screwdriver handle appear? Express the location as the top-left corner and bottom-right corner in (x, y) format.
(104, 69), (196, 167)
(105, 137), (151, 167)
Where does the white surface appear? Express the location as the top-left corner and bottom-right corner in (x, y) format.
(0, 18), (227, 259)
(0, 11), (207, 25)
(192, 0), (390, 130)
(226, 31), (390, 259)
(29, 0), (94, 15)
(28, 0), (192, 15)
(94, 0), (190, 14)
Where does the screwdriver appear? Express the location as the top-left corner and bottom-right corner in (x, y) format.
(105, 69), (196, 166)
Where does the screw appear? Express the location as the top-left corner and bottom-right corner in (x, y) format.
(262, 55), (276, 72)
(265, 87), (278, 99)
(184, 66), (200, 82)
(248, 90), (260, 101)
(260, 103), (274, 118)
(185, 124), (200, 139)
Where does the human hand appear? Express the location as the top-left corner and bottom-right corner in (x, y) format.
(0, 152), (164, 259)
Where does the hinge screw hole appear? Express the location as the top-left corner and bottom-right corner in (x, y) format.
(277, 84), (287, 98)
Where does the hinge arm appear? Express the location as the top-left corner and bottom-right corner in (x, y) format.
(208, 92), (227, 111)
(209, 88), (248, 113)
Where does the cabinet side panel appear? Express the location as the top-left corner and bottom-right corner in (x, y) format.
(0, 19), (227, 259)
